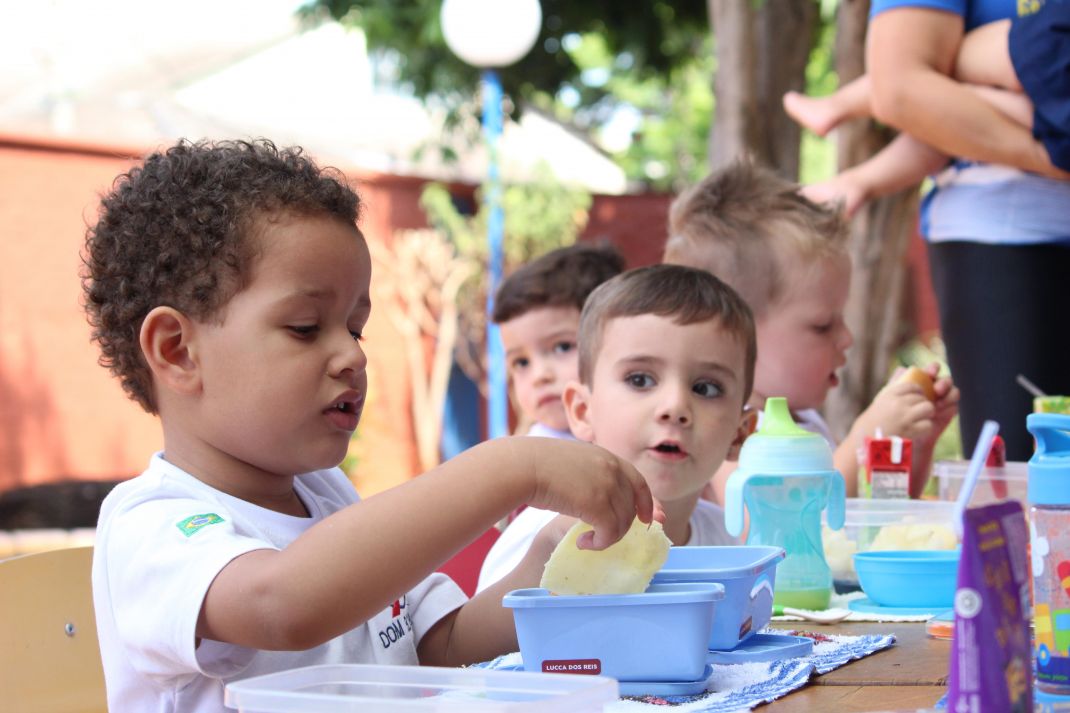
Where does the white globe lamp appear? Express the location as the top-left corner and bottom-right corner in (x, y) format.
(441, 0), (542, 68)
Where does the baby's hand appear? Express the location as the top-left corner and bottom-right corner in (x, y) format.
(854, 374), (936, 443)
(515, 438), (656, 551)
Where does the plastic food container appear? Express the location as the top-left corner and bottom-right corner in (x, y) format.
(503, 582), (723, 683)
(223, 663), (617, 712)
(649, 545), (784, 650)
(822, 498), (958, 585)
(932, 460), (1028, 507)
(853, 550), (960, 608)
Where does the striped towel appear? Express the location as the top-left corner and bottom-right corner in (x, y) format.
(475, 630), (895, 711)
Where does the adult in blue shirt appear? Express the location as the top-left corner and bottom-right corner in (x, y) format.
(867, 0), (1070, 460)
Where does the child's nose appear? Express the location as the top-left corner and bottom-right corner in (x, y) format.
(837, 322), (854, 352)
(532, 357), (555, 383)
(657, 386), (692, 425)
(328, 334), (368, 381)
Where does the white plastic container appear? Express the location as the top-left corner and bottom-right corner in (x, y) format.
(822, 498), (958, 584)
(932, 460), (1028, 507)
(223, 664), (617, 712)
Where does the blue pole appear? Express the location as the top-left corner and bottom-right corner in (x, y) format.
(482, 68), (508, 440)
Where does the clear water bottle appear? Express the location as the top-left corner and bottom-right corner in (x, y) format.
(1028, 413), (1070, 696)
(725, 398), (845, 610)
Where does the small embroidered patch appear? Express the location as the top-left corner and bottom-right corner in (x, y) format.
(177, 513), (224, 537)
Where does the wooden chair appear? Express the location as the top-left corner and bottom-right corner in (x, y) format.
(0, 546), (107, 713)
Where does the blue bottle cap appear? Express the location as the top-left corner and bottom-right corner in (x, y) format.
(1027, 414), (1070, 506)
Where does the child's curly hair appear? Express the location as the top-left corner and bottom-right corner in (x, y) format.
(82, 139), (361, 414)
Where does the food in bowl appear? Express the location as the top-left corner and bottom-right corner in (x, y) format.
(822, 498), (959, 584)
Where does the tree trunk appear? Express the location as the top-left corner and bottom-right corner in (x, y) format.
(822, 0), (919, 441)
(708, 0), (818, 178)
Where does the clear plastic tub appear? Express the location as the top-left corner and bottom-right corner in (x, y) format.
(932, 460), (1028, 507)
(822, 498), (958, 585)
(503, 582), (723, 683)
(649, 545), (784, 650)
(223, 663), (617, 712)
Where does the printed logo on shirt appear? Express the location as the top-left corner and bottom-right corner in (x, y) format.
(378, 596), (413, 649)
(176, 513), (224, 537)
(1018, 0), (1042, 18)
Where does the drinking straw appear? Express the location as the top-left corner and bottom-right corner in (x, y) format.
(953, 420), (1000, 539)
(1016, 374), (1047, 398)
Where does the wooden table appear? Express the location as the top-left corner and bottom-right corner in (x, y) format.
(761, 621), (949, 712)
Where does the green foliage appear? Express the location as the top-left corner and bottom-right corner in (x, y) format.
(304, 0), (841, 189)
(421, 163), (590, 266)
(305, 0), (707, 106)
(799, 0), (839, 185)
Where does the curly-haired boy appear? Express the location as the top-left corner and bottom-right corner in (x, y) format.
(84, 139), (653, 712)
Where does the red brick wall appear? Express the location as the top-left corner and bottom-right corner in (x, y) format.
(0, 138), (432, 495)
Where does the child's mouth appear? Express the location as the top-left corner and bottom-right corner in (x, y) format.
(650, 441), (687, 460)
(324, 394), (362, 431)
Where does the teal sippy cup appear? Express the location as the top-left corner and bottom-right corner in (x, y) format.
(725, 397), (845, 610)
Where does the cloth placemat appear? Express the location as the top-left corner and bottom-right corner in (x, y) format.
(475, 629), (895, 711)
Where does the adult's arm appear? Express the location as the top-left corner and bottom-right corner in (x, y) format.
(866, 7), (1065, 178)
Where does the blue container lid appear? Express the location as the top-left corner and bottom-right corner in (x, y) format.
(650, 546), (785, 583)
(1027, 414), (1070, 505)
(503, 582), (724, 609)
(706, 633), (813, 663)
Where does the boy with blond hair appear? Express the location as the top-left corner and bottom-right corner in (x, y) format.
(83, 139), (653, 713)
(479, 264), (754, 590)
(664, 162), (959, 500)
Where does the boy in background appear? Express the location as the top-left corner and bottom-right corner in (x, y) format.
(480, 264), (754, 590)
(494, 243), (625, 439)
(664, 162), (958, 501)
(84, 139), (653, 713)
(473, 244), (624, 590)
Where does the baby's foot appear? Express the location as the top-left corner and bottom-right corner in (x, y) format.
(800, 175), (868, 218)
(783, 91), (842, 137)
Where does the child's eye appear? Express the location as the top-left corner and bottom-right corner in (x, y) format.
(289, 325), (319, 338)
(552, 340), (575, 355)
(349, 330), (364, 342)
(693, 381), (723, 398)
(812, 322), (833, 335)
(510, 357), (530, 372)
(625, 372), (655, 389)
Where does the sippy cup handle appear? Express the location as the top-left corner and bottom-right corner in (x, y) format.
(724, 469), (748, 537)
(825, 472), (845, 530)
(1028, 414), (1070, 457)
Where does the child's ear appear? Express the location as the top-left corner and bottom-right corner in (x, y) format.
(726, 407), (758, 461)
(562, 380), (595, 443)
(139, 306), (201, 397)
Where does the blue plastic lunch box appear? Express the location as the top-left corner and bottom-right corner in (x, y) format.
(650, 545), (785, 651)
(503, 582), (724, 682)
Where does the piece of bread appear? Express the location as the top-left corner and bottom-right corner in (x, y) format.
(898, 366), (936, 402)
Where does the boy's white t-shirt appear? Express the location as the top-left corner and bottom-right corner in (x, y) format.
(92, 453), (466, 713)
(476, 499), (739, 592)
(524, 422), (576, 440)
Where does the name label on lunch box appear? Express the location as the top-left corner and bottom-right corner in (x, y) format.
(542, 659), (601, 674)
